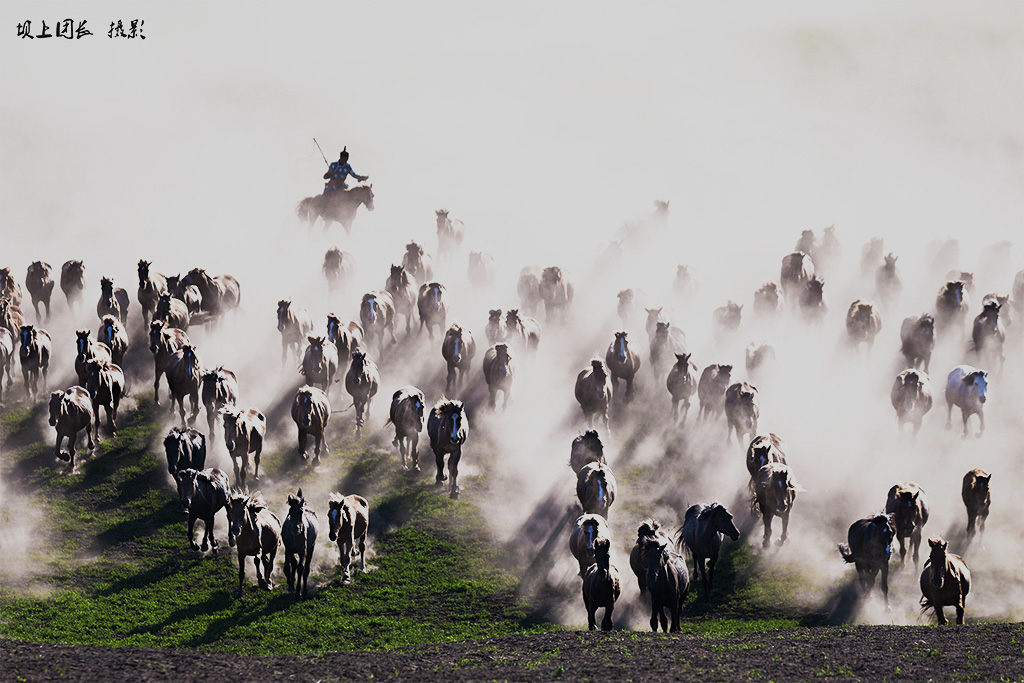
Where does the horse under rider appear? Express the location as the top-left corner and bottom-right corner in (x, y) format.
(323, 146), (368, 193)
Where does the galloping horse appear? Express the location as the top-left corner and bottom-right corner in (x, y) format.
(297, 184), (375, 235)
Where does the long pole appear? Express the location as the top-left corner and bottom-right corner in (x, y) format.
(313, 138), (329, 166)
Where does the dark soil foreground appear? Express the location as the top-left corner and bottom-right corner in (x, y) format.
(3, 624), (1023, 682)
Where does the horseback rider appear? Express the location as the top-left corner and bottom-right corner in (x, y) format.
(323, 146), (368, 193)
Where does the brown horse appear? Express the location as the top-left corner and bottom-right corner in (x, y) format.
(18, 324), (50, 400)
(297, 184), (375, 234)
(935, 280), (970, 336)
(328, 493), (369, 583)
(97, 276), (130, 324)
(885, 482), (930, 569)
(326, 314), (363, 370)
(385, 264), (418, 336)
(84, 359), (125, 438)
(605, 331), (641, 403)
(435, 209), (465, 260)
(745, 433), (787, 481)
(359, 291), (397, 357)
(137, 259), (167, 325)
(48, 387), (94, 469)
(962, 469), (991, 542)
(482, 343), (515, 410)
(504, 309), (541, 357)
(666, 353), (697, 424)
(582, 538), (621, 631)
(165, 344), (203, 426)
(641, 534), (689, 632)
(0, 267), (23, 306)
(697, 364), (732, 421)
(577, 462), (617, 519)
(75, 329), (112, 386)
(402, 241), (433, 282)
(891, 370), (932, 438)
(1, 296), (25, 339)
(838, 513), (896, 605)
(176, 467), (230, 553)
(569, 513), (612, 577)
(920, 538), (971, 624)
(98, 315), (129, 366)
(292, 386), (330, 463)
(799, 277), (828, 324)
(441, 324), (476, 394)
(467, 251), (495, 289)
(281, 489), (319, 600)
(971, 300), (1005, 375)
(154, 293), (190, 332)
(345, 351), (380, 438)
(227, 490), (281, 595)
(753, 282), (783, 318)
(629, 519), (671, 595)
(322, 247), (354, 294)
(222, 407), (266, 486)
(149, 321), (189, 408)
(724, 382), (759, 445)
(418, 283), (448, 340)
(427, 399), (469, 499)
(388, 385), (425, 470)
(517, 266), (542, 315)
(900, 314), (936, 373)
(677, 503), (740, 601)
(649, 321), (686, 381)
(0, 329), (12, 406)
(60, 260), (86, 313)
(181, 268), (241, 320)
(164, 427), (207, 482)
(875, 253), (902, 309)
(166, 274), (202, 314)
(539, 266), (574, 323)
(780, 252), (815, 299)
(201, 367), (238, 441)
(753, 463), (800, 548)
(575, 360), (613, 431)
(846, 299), (882, 353)
(301, 335), (339, 397)
(25, 261), (54, 322)
(569, 430), (605, 475)
(277, 299), (314, 365)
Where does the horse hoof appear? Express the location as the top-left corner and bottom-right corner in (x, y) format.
(190, 542), (200, 551)
(200, 543), (209, 552)
(450, 489), (460, 500)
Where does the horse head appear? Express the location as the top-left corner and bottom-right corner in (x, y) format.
(220, 408), (240, 451)
(76, 329), (91, 356)
(928, 537), (949, 588)
(326, 313), (341, 342)
(642, 535), (671, 587)
(707, 503), (740, 541)
(613, 331), (628, 362)
(327, 493), (345, 541)
(966, 371), (988, 403)
(494, 344), (511, 376)
(48, 390), (64, 426)
(149, 320), (168, 353)
(287, 489), (306, 517)
(19, 325), (35, 358)
(277, 300), (292, 331)
(100, 276), (114, 295)
(175, 467), (199, 510)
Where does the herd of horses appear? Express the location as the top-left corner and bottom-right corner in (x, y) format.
(0, 200), (1018, 629)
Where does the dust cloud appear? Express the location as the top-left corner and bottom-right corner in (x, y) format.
(0, 3), (1020, 625)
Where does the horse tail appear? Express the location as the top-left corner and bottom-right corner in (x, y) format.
(673, 526), (689, 557)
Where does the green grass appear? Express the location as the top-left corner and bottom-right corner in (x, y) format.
(0, 397), (557, 654)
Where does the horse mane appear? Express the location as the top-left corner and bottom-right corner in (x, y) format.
(328, 492), (344, 506)
(697, 502), (722, 521)
(433, 398), (463, 416)
(245, 491), (268, 511)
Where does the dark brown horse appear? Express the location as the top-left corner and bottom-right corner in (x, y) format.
(605, 331), (641, 402)
(891, 369), (932, 438)
(504, 309), (541, 358)
(575, 360), (613, 431)
(137, 259), (167, 325)
(322, 247), (354, 295)
(176, 467), (230, 553)
(753, 463), (801, 548)
(201, 367), (238, 440)
(164, 427), (207, 482)
(745, 433), (787, 481)
(48, 387), (94, 469)
(427, 398), (468, 499)
(435, 209), (465, 260)
(388, 385), (425, 470)
(75, 329), (111, 386)
(920, 538), (971, 625)
(25, 261), (54, 322)
(149, 321), (189, 408)
(227, 491), (281, 595)
(84, 358), (125, 438)
(838, 513), (895, 605)
(277, 299), (314, 365)
(780, 252), (815, 299)
(345, 351), (379, 438)
(97, 276), (130, 324)
(697, 364), (732, 421)
(677, 503), (740, 601)
(18, 324), (50, 400)
(166, 274), (202, 314)
(222, 407), (266, 486)
(402, 241), (433, 282)
(971, 300), (1005, 374)
(935, 280), (970, 336)
(0, 267), (22, 307)
(297, 184), (375, 234)
(724, 382), (759, 445)
(569, 513), (612, 577)
(666, 353), (698, 424)
(60, 260), (86, 313)
(98, 315), (129, 366)
(165, 344), (204, 426)
(281, 489), (319, 600)
(418, 283), (448, 341)
(885, 482), (930, 568)
(181, 268), (241, 320)
(301, 335), (339, 396)
(328, 493), (369, 583)
(576, 462), (617, 519)
(845, 299), (882, 353)
(155, 292), (190, 332)
(482, 343), (515, 410)
(799, 276), (828, 324)
(385, 264), (418, 336)
(569, 430), (605, 475)
(1, 297), (25, 339)
(640, 534), (689, 632)
(441, 324), (476, 394)
(359, 291), (397, 356)
(292, 386), (330, 463)
(326, 314), (363, 370)
(900, 314), (935, 373)
(962, 469), (991, 542)
(582, 538), (621, 631)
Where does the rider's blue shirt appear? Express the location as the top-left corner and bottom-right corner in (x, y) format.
(326, 161), (365, 185)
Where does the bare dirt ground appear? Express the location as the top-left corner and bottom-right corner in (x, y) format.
(3, 624), (1022, 682)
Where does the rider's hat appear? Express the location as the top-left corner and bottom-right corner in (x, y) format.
(338, 146), (349, 163)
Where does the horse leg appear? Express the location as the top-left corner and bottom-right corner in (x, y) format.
(503, 387), (511, 411)
(188, 389), (200, 425)
(207, 512), (218, 552)
(253, 441), (263, 481)
(602, 603), (614, 631)
(911, 529), (921, 569)
(445, 364), (455, 394)
(265, 546), (277, 589)
(585, 594), (596, 630)
(188, 512), (200, 550)
(946, 402), (953, 429)
(285, 551), (295, 592)
(449, 449), (461, 499)
(92, 399), (102, 441)
(671, 399), (678, 422)
(977, 411), (985, 438)
(411, 433), (419, 471)
(650, 603), (660, 632)
(880, 563), (890, 607)
(237, 552), (246, 595)
(955, 602), (965, 625)
(488, 386), (496, 409)
(659, 606), (668, 633)
(314, 428), (322, 463)
(435, 452), (447, 485)
(779, 511), (790, 546)
(298, 427), (307, 460)
(935, 604), (947, 625)
(762, 511), (773, 548)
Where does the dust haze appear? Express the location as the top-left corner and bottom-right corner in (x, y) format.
(1, 3), (1021, 627)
